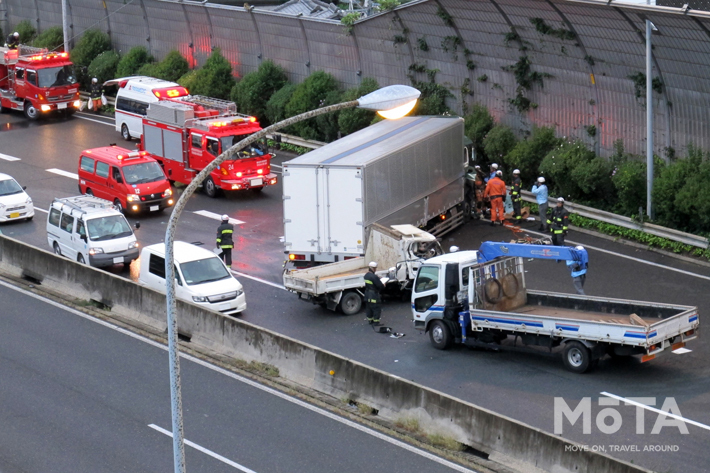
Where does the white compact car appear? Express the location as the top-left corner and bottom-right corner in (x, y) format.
(0, 173), (34, 222)
(139, 241), (246, 316)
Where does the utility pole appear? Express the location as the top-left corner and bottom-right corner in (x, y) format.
(646, 1), (653, 219)
(62, 0), (70, 52)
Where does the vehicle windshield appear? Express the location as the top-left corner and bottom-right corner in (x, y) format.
(86, 215), (133, 241)
(0, 178), (24, 196)
(180, 257), (231, 286)
(221, 135), (268, 160)
(122, 161), (166, 185)
(37, 65), (77, 88)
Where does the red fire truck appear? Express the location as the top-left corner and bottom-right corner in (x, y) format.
(139, 95), (277, 197)
(0, 45), (80, 119)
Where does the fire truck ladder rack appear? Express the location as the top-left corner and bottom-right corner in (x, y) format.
(18, 45), (47, 57)
(181, 95), (237, 116)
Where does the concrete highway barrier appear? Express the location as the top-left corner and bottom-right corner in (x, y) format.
(0, 234), (651, 473)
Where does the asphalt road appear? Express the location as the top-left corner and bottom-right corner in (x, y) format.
(1, 111), (708, 473)
(0, 281), (478, 473)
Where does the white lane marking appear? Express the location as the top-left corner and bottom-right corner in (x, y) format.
(46, 168), (79, 180)
(601, 392), (710, 432)
(673, 347), (692, 354)
(33, 207), (48, 214)
(521, 228), (710, 282)
(0, 153), (21, 161)
(231, 270), (286, 291)
(75, 113), (115, 127)
(0, 279), (477, 473)
(148, 424), (257, 472)
(194, 210), (245, 226)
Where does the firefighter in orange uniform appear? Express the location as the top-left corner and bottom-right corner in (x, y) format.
(484, 170), (507, 226)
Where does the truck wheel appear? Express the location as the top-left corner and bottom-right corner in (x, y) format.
(251, 187), (264, 193)
(429, 320), (453, 350)
(339, 291), (362, 315)
(24, 102), (39, 120)
(53, 242), (62, 256)
(86, 189), (93, 196)
(204, 177), (220, 198)
(563, 341), (591, 373)
(77, 254), (85, 264)
(121, 124), (132, 141)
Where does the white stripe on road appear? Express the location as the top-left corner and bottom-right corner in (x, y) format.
(521, 228), (710, 282)
(46, 168), (79, 180)
(148, 424), (258, 472)
(0, 279), (478, 473)
(75, 113), (115, 126)
(33, 207), (48, 214)
(0, 153), (21, 161)
(601, 392), (710, 432)
(231, 270), (286, 291)
(194, 210), (245, 226)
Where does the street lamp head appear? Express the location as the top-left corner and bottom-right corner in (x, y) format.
(357, 85), (420, 119)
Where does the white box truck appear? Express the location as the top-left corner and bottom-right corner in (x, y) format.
(282, 116), (470, 268)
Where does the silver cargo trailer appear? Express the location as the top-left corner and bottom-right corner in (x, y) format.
(283, 116), (470, 267)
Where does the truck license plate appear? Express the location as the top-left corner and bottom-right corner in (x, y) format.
(250, 178), (263, 187)
(57, 102), (67, 109)
(150, 205), (159, 212)
(113, 257), (124, 264)
(9, 212), (19, 219)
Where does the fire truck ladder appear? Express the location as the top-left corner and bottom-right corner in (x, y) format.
(181, 95), (237, 116)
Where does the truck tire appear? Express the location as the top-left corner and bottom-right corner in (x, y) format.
(501, 273), (519, 298)
(204, 177), (220, 198)
(483, 278), (503, 303)
(339, 291), (362, 315)
(24, 102), (39, 120)
(429, 320), (453, 350)
(563, 341), (591, 373)
(121, 124), (132, 141)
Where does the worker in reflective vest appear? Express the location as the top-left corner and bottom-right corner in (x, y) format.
(510, 169), (522, 224)
(364, 261), (385, 325)
(216, 214), (234, 266)
(547, 197), (569, 246)
(484, 170), (506, 226)
(566, 246), (588, 294)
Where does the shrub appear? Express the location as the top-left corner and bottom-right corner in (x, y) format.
(464, 103), (494, 160)
(116, 46), (152, 78)
(177, 70), (200, 95)
(141, 50), (189, 82)
(230, 60), (288, 126)
(14, 20), (36, 44)
(266, 83), (297, 125)
(675, 158), (710, 233)
(539, 140), (603, 201)
(503, 126), (560, 186)
(70, 29), (112, 88)
(653, 145), (703, 231)
(376, 0), (401, 11)
(611, 158), (646, 216)
(87, 50), (121, 85)
(338, 78), (379, 136)
(183, 49), (235, 99)
(482, 125), (517, 165)
(315, 89), (344, 142)
(285, 71), (340, 140)
(32, 26), (64, 51)
(570, 156), (615, 207)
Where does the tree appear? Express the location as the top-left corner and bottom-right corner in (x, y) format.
(230, 60), (288, 125)
(464, 103), (494, 160)
(70, 29), (112, 89)
(183, 49), (235, 99)
(87, 51), (121, 85)
(653, 145), (703, 231)
(285, 71), (340, 140)
(315, 89), (344, 142)
(338, 78), (379, 136)
(32, 26), (64, 51)
(265, 83), (296, 125)
(116, 46), (153, 78)
(504, 126), (560, 186)
(14, 20), (36, 44)
(482, 125), (517, 166)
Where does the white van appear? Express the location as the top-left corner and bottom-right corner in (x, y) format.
(104, 76), (189, 141)
(139, 241), (246, 316)
(46, 196), (139, 267)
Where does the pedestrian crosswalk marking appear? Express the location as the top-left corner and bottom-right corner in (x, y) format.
(194, 210), (245, 225)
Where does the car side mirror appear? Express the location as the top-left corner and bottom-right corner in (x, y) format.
(80, 234), (87, 242)
(135, 222), (141, 229)
(22, 185), (27, 190)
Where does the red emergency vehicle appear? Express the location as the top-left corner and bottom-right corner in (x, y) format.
(0, 45), (80, 119)
(78, 146), (174, 214)
(139, 95), (277, 197)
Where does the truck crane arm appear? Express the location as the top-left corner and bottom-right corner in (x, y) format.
(477, 242), (588, 267)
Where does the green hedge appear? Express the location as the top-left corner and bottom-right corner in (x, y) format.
(178, 49), (234, 99)
(285, 71), (340, 141)
(14, 20), (36, 44)
(230, 60), (288, 126)
(87, 50), (121, 85)
(31, 26), (64, 51)
(116, 46), (152, 78)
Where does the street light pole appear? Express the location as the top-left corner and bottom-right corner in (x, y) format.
(62, 0), (70, 52)
(646, 3), (653, 219)
(163, 85), (420, 473)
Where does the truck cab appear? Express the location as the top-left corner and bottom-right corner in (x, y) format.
(141, 96), (277, 197)
(411, 250), (479, 347)
(0, 46), (80, 119)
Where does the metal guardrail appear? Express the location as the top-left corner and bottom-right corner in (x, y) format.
(268, 132), (326, 149)
(521, 191), (709, 249)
